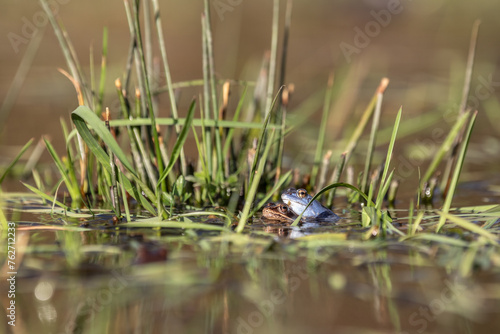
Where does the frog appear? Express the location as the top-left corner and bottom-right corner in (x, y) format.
(281, 188), (339, 221)
(261, 202), (296, 223)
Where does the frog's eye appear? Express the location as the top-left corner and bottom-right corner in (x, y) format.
(297, 189), (307, 198)
(278, 204), (289, 213)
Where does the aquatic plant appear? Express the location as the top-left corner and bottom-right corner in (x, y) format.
(0, 1), (493, 251)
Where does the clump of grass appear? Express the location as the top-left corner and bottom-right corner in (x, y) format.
(18, 0), (494, 262)
(30, 0), (292, 223)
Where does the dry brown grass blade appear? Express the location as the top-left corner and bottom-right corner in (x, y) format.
(57, 68), (84, 106)
(57, 68), (87, 190)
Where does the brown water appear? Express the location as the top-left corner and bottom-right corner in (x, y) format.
(1, 193), (500, 334)
(6, 246), (500, 334)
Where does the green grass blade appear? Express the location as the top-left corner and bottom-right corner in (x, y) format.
(420, 111), (470, 188)
(410, 210), (425, 235)
(109, 117), (282, 129)
(151, 0), (187, 176)
(0, 197), (7, 230)
(291, 182), (372, 227)
(277, 0), (292, 93)
(72, 106), (135, 172)
(143, 0), (153, 85)
(376, 112), (442, 145)
(437, 111), (477, 232)
(343, 78), (389, 164)
(21, 181), (70, 211)
(157, 100), (196, 187)
(202, 0), (218, 120)
(361, 92), (383, 193)
(375, 169), (394, 210)
(61, 119), (81, 199)
(459, 20), (481, 115)
(64, 142), (81, 205)
(71, 105), (157, 215)
(264, 0), (280, 118)
(31, 169), (46, 205)
(118, 171), (131, 222)
(236, 130), (276, 233)
(191, 124), (212, 204)
(326, 152), (347, 207)
(60, 118), (75, 159)
(126, 0), (165, 190)
(96, 27), (108, 116)
(201, 14), (213, 177)
(155, 78), (256, 94)
(399, 233), (470, 247)
(202, 4), (224, 183)
(440, 21), (480, 192)
(132, 126), (157, 186)
(250, 170), (293, 217)
(374, 107), (401, 208)
(43, 138), (81, 206)
(248, 88), (283, 188)
(223, 86), (248, 159)
(437, 211), (498, 242)
(0, 138), (33, 185)
(123, 220), (230, 232)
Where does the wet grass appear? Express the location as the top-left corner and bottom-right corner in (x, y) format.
(0, 0), (497, 255)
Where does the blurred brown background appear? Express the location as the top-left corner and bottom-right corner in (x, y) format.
(1, 0), (500, 187)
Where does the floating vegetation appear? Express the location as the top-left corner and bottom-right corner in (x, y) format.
(0, 0), (495, 251)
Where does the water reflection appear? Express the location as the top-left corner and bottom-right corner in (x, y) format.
(34, 280), (54, 301)
(3, 223), (499, 334)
